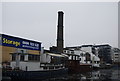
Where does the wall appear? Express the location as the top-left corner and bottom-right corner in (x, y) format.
(2, 46), (15, 62)
(0, 46), (2, 63)
(1, 45), (40, 62)
(81, 47), (92, 53)
(11, 61), (42, 71)
(28, 50), (40, 55)
(40, 54), (51, 63)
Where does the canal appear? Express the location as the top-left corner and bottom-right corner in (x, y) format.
(7, 67), (120, 81)
(42, 68), (120, 81)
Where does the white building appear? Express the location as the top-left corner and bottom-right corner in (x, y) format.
(63, 45), (100, 68)
(81, 46), (100, 68)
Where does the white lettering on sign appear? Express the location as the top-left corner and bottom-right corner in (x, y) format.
(22, 41), (29, 45)
(30, 42), (34, 46)
(22, 41), (39, 50)
(35, 43), (39, 47)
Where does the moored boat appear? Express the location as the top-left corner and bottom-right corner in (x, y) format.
(3, 67), (68, 80)
(2, 52), (68, 80)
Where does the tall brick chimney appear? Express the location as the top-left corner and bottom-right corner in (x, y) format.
(57, 11), (64, 53)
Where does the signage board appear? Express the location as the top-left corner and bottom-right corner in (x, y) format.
(0, 34), (41, 51)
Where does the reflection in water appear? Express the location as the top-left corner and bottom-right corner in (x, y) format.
(43, 68), (120, 81)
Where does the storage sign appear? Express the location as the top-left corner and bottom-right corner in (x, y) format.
(0, 34), (41, 51)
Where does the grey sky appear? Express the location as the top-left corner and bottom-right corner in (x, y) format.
(2, 2), (118, 49)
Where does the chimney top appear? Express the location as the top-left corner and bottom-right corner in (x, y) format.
(58, 11), (64, 14)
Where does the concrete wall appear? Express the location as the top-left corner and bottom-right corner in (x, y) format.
(40, 54), (51, 63)
(2, 46), (15, 62)
(74, 50), (80, 55)
(11, 61), (42, 71)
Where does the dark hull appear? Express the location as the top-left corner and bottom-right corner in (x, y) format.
(66, 60), (92, 73)
(68, 64), (92, 73)
(2, 68), (68, 80)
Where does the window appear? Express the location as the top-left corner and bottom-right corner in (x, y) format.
(12, 54), (25, 61)
(67, 51), (70, 54)
(37, 55), (40, 61)
(79, 58), (81, 61)
(20, 55), (24, 61)
(12, 54), (16, 61)
(71, 51), (74, 54)
(115, 57), (118, 58)
(80, 53), (84, 57)
(96, 61), (99, 64)
(90, 61), (92, 63)
(28, 55), (32, 60)
(63, 50), (66, 53)
(115, 54), (119, 56)
(28, 54), (40, 61)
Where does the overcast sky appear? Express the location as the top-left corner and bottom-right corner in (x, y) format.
(2, 2), (118, 49)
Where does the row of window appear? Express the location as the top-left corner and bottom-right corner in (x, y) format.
(79, 59), (100, 64)
(12, 54), (40, 61)
(64, 50), (74, 54)
(28, 54), (40, 61)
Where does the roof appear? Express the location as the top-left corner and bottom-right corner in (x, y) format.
(46, 53), (68, 57)
(81, 45), (93, 47)
(93, 44), (111, 47)
(64, 53), (80, 56)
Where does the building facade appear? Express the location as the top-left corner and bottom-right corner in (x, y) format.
(95, 44), (112, 64)
(0, 34), (41, 71)
(111, 47), (120, 63)
(63, 45), (100, 68)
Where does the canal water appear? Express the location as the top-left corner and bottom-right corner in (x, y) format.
(9, 67), (120, 81)
(42, 68), (120, 81)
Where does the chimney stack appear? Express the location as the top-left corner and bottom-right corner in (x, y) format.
(57, 11), (64, 53)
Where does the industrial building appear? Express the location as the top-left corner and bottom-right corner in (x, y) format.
(50, 11), (64, 53)
(94, 44), (112, 64)
(63, 45), (100, 68)
(0, 34), (41, 70)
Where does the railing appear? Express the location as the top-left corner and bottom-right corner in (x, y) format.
(40, 63), (65, 70)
